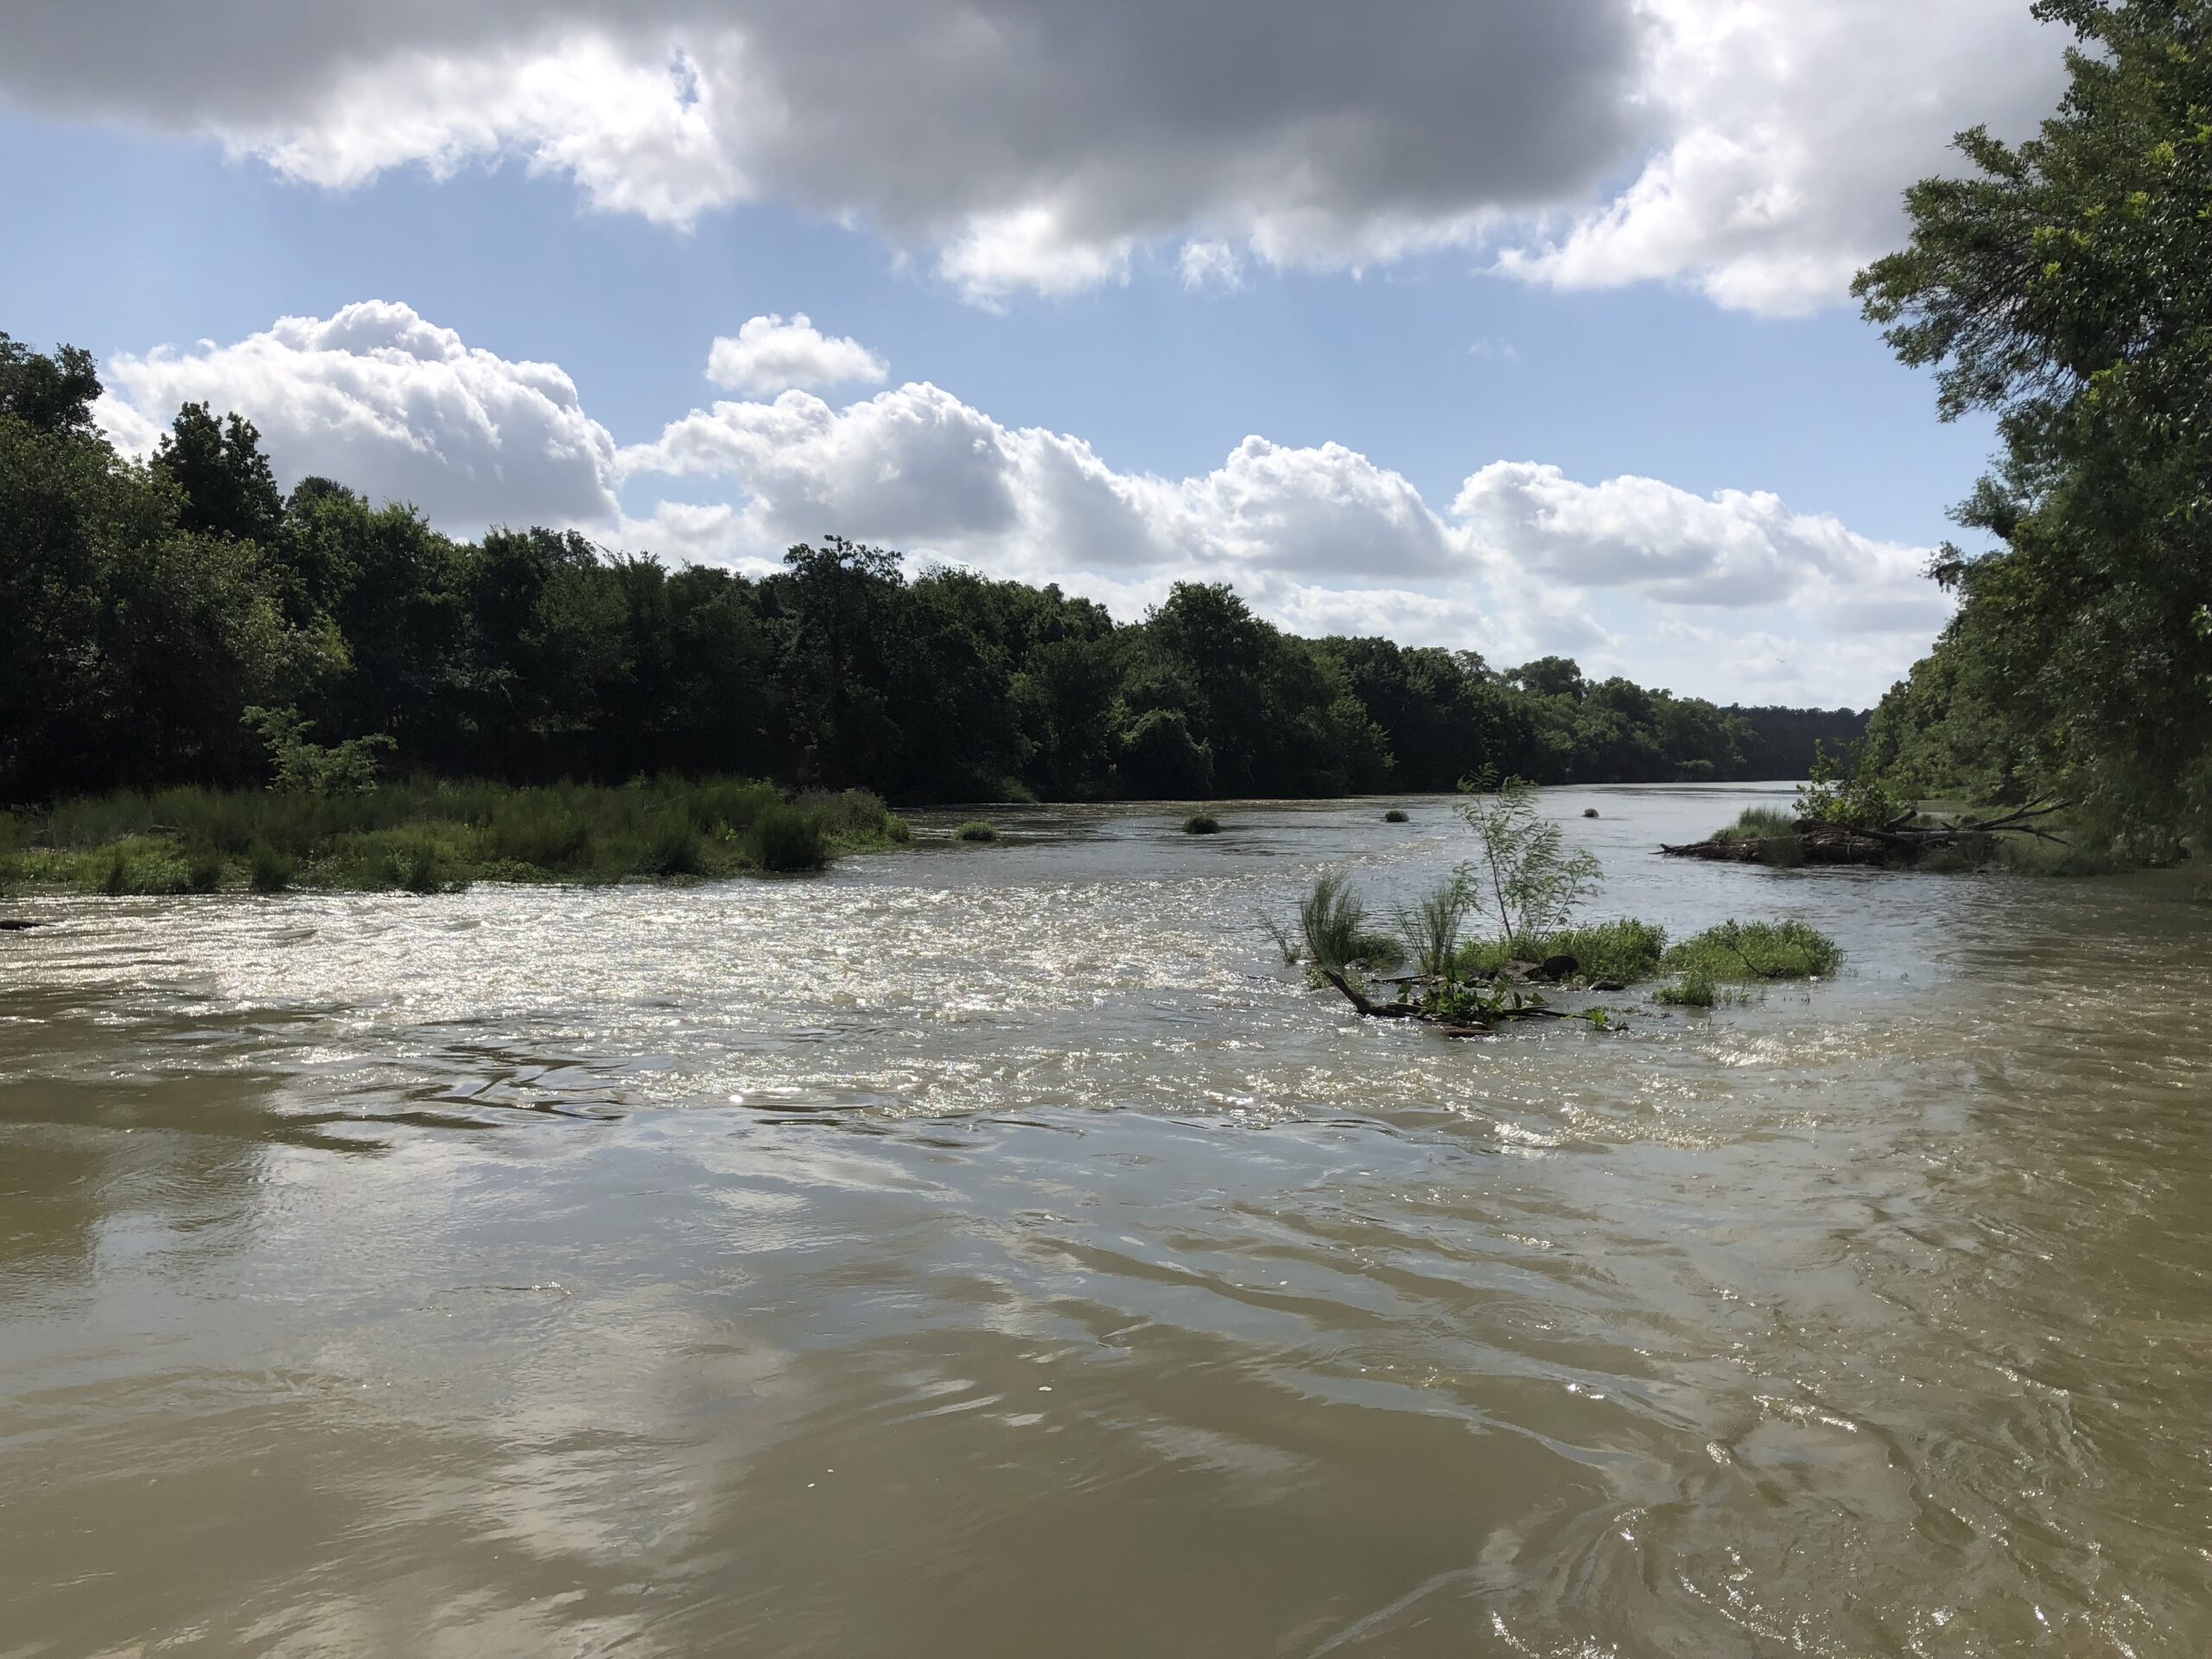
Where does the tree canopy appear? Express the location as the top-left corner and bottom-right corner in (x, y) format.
(1854, 0), (2212, 849)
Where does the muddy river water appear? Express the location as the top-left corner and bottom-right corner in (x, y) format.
(3, 785), (2208, 1656)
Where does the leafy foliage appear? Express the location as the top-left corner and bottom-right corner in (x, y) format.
(1453, 772), (1602, 943)
(1853, 0), (2212, 849)
(1796, 741), (1914, 832)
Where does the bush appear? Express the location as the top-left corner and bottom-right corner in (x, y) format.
(954, 821), (1000, 842)
(248, 842), (295, 893)
(747, 803), (829, 873)
(1662, 919), (1841, 982)
(186, 849), (225, 893)
(1182, 814), (1223, 835)
(393, 836), (450, 894)
(1382, 809), (1409, 823)
(643, 819), (706, 878)
(1582, 807), (1599, 818)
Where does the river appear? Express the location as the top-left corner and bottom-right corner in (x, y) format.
(3, 785), (2207, 1656)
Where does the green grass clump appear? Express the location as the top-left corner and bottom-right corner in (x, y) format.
(954, 821), (1000, 842)
(746, 802), (829, 873)
(1654, 972), (1717, 1008)
(1458, 918), (1669, 984)
(1662, 919), (1840, 982)
(1182, 814), (1223, 835)
(1394, 879), (1469, 978)
(1382, 809), (1410, 823)
(1298, 869), (1367, 971)
(1348, 931), (1404, 969)
(1708, 805), (1806, 867)
(185, 848), (226, 893)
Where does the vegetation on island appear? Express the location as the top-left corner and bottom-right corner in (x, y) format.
(1665, 744), (2092, 871)
(1847, 0), (2212, 861)
(0, 776), (909, 895)
(1273, 775), (1841, 1033)
(1181, 814), (1223, 835)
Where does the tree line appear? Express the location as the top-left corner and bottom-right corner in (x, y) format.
(1, 334), (1860, 808)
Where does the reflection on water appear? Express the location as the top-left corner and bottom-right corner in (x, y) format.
(2, 785), (2208, 1656)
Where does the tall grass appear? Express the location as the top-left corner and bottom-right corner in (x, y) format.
(5, 777), (908, 893)
(1297, 870), (1400, 969)
(1394, 879), (1469, 978)
(1709, 804), (1807, 867)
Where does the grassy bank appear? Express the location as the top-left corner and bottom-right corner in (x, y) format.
(0, 779), (911, 895)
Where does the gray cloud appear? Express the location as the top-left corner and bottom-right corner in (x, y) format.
(5, 2), (1640, 295)
(3, 3), (2068, 309)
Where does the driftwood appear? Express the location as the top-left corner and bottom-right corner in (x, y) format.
(0, 919), (47, 931)
(1662, 801), (2069, 867)
(1320, 967), (1586, 1037)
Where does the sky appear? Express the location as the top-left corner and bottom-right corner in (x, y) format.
(0, 1), (2075, 709)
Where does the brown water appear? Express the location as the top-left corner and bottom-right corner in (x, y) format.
(3, 785), (2208, 1657)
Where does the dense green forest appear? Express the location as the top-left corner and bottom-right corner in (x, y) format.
(0, 337), (1859, 808)
(1854, 0), (2211, 852)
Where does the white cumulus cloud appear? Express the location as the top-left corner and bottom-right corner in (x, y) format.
(706, 313), (888, 395)
(97, 301), (620, 531)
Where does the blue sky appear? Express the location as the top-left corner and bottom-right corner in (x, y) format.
(0, 3), (2069, 707)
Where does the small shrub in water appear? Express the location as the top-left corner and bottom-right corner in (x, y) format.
(249, 842), (295, 893)
(1582, 807), (1599, 818)
(1654, 972), (1717, 1008)
(1382, 809), (1410, 823)
(747, 803), (829, 873)
(1662, 919), (1841, 982)
(954, 821), (1000, 842)
(1182, 814), (1223, 835)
